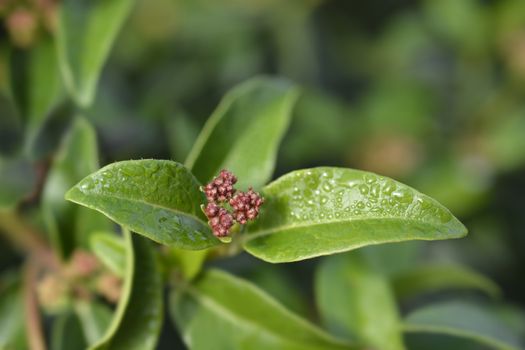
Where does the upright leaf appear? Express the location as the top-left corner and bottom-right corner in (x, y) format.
(0, 92), (23, 156)
(403, 301), (523, 350)
(243, 167), (467, 263)
(56, 0), (135, 107)
(42, 116), (111, 258)
(51, 312), (87, 350)
(316, 253), (405, 350)
(186, 77), (300, 189)
(91, 230), (163, 350)
(0, 274), (26, 349)
(75, 301), (113, 346)
(171, 269), (353, 350)
(166, 248), (208, 280)
(66, 160), (218, 249)
(392, 264), (501, 300)
(90, 232), (126, 277)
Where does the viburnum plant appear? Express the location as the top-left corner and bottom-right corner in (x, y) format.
(2, 1), (519, 350)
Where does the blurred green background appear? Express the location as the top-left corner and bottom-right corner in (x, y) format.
(2, 0), (525, 348)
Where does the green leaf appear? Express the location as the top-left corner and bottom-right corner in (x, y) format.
(0, 92), (23, 156)
(65, 160), (218, 250)
(392, 264), (501, 300)
(51, 312), (87, 350)
(91, 230), (163, 350)
(166, 248), (208, 280)
(90, 232), (126, 277)
(56, 0), (135, 107)
(315, 253), (405, 350)
(170, 269), (354, 350)
(75, 301), (113, 346)
(243, 167), (467, 263)
(9, 37), (63, 150)
(0, 273), (26, 350)
(403, 301), (523, 350)
(42, 116), (111, 259)
(186, 77), (300, 189)
(0, 156), (35, 210)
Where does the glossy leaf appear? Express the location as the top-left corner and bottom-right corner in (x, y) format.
(243, 167), (467, 263)
(75, 301), (113, 346)
(403, 301), (523, 350)
(90, 232), (126, 277)
(315, 253), (405, 350)
(56, 0), (135, 107)
(0, 156), (35, 210)
(0, 274), (26, 350)
(91, 230), (163, 350)
(170, 269), (354, 350)
(392, 264), (501, 300)
(186, 77), (300, 189)
(42, 116), (111, 258)
(51, 312), (87, 350)
(66, 160), (218, 249)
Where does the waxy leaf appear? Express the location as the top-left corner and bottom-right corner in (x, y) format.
(170, 269), (353, 350)
(243, 167), (467, 263)
(186, 77), (300, 189)
(403, 301), (523, 350)
(42, 117), (111, 259)
(57, 0), (135, 107)
(90, 232), (126, 277)
(316, 253), (405, 350)
(392, 264), (501, 300)
(66, 160), (218, 250)
(91, 230), (163, 350)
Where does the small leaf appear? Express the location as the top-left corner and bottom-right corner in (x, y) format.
(90, 232), (126, 277)
(75, 301), (113, 346)
(0, 92), (23, 156)
(315, 253), (405, 350)
(0, 273), (26, 349)
(403, 301), (523, 350)
(0, 156), (35, 210)
(166, 248), (208, 280)
(392, 264), (501, 300)
(186, 77), (300, 189)
(42, 116), (111, 258)
(170, 269), (354, 350)
(66, 160), (218, 249)
(51, 311), (87, 350)
(91, 230), (163, 350)
(56, 0), (135, 107)
(243, 167), (467, 263)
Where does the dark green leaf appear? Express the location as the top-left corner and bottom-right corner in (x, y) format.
(186, 77), (300, 189)
(56, 0), (135, 107)
(0, 156), (35, 210)
(403, 301), (523, 350)
(171, 269), (354, 350)
(315, 253), (405, 350)
(91, 230), (163, 350)
(0, 92), (23, 156)
(392, 264), (501, 300)
(42, 116), (111, 258)
(66, 160), (218, 249)
(243, 167), (467, 263)
(51, 312), (87, 350)
(90, 232), (126, 277)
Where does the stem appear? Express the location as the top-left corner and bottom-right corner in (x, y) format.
(0, 210), (58, 270)
(23, 261), (47, 350)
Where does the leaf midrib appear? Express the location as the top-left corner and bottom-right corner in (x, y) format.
(245, 216), (461, 242)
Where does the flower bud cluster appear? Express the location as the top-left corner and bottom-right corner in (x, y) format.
(202, 170), (264, 237)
